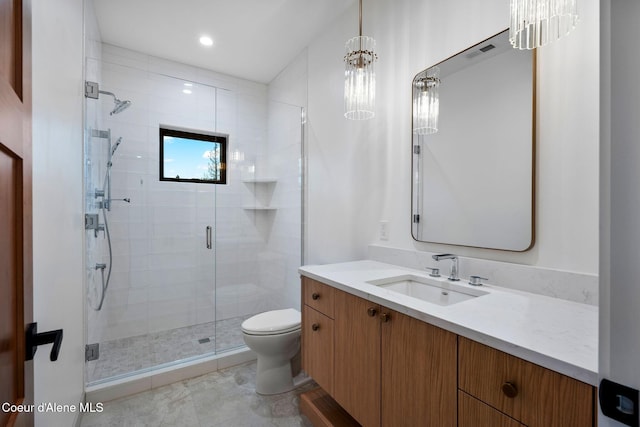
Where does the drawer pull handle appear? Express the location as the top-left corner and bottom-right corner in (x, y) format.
(501, 382), (518, 398)
(312, 323), (320, 331)
(380, 313), (391, 323)
(367, 307), (377, 317)
(311, 293), (320, 300)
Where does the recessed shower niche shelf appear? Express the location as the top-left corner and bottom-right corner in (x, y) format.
(243, 178), (278, 211)
(242, 206), (278, 211)
(242, 178), (278, 184)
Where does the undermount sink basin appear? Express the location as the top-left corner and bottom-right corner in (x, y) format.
(366, 274), (488, 306)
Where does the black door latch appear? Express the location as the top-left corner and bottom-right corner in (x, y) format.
(600, 378), (639, 427)
(26, 322), (63, 361)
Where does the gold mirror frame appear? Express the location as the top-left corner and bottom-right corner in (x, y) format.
(411, 30), (537, 252)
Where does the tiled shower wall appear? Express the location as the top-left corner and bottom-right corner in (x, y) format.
(85, 42), (298, 344)
(265, 50), (308, 312)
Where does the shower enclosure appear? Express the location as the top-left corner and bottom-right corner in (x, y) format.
(83, 46), (304, 386)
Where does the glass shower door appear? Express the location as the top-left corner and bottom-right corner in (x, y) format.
(83, 60), (221, 384)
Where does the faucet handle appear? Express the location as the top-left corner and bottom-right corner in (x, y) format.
(94, 224), (105, 239)
(425, 267), (440, 277)
(468, 275), (488, 286)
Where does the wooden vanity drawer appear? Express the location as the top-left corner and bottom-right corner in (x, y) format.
(302, 277), (335, 318)
(458, 337), (595, 427)
(458, 391), (524, 427)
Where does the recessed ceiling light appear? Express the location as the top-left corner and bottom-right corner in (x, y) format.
(199, 36), (213, 47)
(183, 89), (192, 94)
(184, 83), (193, 87)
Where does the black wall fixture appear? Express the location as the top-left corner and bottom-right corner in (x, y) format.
(26, 322), (63, 362)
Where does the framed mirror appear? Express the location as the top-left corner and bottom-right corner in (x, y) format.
(411, 30), (536, 251)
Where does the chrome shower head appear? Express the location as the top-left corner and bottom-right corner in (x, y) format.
(98, 90), (132, 115)
(111, 99), (132, 115)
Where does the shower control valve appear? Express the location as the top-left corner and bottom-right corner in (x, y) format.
(85, 213), (99, 230)
(85, 213), (105, 238)
(94, 224), (105, 239)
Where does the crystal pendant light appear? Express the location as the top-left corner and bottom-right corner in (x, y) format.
(412, 67), (440, 135)
(344, 0), (377, 120)
(509, 0), (579, 49)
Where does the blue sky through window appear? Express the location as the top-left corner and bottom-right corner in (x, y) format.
(162, 136), (221, 180)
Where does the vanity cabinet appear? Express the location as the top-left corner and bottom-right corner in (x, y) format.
(458, 337), (595, 427)
(332, 289), (457, 427)
(300, 277), (596, 427)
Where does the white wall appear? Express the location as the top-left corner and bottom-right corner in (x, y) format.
(32, 0), (85, 425)
(599, 1), (640, 425)
(306, 0), (599, 277)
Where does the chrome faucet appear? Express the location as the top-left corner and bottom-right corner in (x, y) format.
(432, 254), (460, 281)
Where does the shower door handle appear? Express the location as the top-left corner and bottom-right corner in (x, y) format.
(206, 226), (212, 249)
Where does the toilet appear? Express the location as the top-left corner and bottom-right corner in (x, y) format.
(241, 308), (305, 395)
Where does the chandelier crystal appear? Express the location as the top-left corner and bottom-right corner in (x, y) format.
(509, 0), (579, 49)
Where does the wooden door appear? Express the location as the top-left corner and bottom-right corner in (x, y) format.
(0, 0), (33, 426)
(334, 292), (381, 427)
(381, 308), (457, 427)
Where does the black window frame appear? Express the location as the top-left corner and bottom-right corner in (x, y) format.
(159, 126), (228, 185)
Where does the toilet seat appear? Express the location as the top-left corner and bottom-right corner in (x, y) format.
(241, 308), (301, 336)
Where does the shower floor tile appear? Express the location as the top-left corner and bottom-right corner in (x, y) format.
(88, 315), (250, 383)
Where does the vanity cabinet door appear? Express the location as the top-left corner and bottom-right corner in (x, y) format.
(458, 337), (595, 427)
(302, 306), (334, 394)
(334, 292), (381, 427)
(458, 391), (524, 427)
(381, 308), (457, 427)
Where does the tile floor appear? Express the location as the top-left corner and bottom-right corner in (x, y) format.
(81, 361), (316, 427)
(88, 316), (251, 383)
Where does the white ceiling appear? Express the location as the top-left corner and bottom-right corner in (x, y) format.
(93, 0), (355, 84)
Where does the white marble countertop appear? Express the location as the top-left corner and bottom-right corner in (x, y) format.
(299, 260), (598, 386)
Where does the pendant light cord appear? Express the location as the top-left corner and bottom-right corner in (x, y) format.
(358, 0), (363, 53)
(359, 0), (362, 37)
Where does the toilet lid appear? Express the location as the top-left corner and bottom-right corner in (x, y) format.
(241, 308), (301, 335)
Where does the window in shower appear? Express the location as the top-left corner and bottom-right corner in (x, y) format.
(159, 126), (228, 184)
